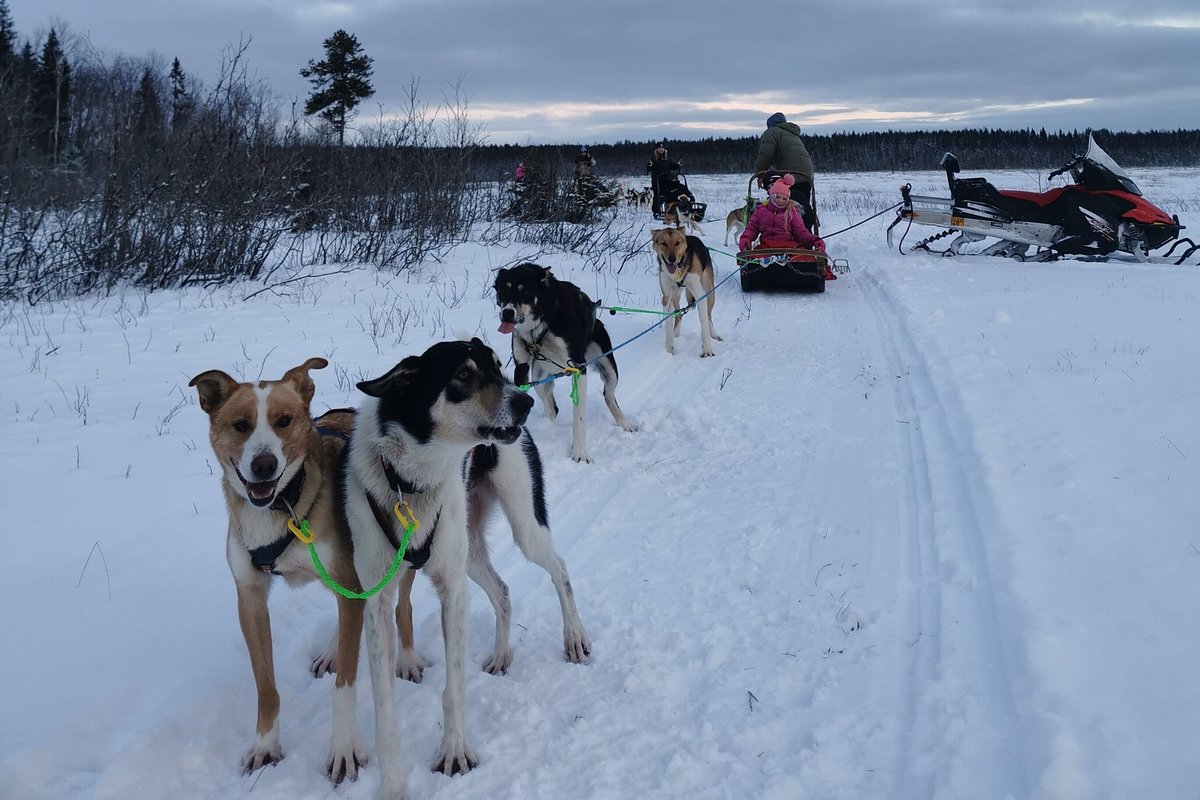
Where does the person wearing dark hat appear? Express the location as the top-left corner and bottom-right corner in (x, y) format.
(753, 112), (817, 231)
(646, 142), (688, 215)
(574, 146), (596, 179)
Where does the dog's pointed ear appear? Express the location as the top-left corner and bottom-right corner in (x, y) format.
(357, 356), (419, 398)
(189, 369), (239, 414)
(281, 357), (327, 404)
(538, 266), (552, 286)
(468, 337), (501, 368)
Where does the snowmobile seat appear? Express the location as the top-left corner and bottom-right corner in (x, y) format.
(953, 178), (1067, 225)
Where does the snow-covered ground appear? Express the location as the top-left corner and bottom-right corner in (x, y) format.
(2, 167), (1199, 800)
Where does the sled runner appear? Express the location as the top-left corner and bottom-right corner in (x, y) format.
(887, 132), (1196, 264)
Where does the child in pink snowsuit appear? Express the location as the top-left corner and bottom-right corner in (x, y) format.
(738, 173), (824, 253)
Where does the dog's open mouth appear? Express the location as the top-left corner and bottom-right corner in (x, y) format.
(232, 460), (279, 507)
(478, 425), (522, 445)
(665, 263), (679, 274)
(497, 311), (525, 335)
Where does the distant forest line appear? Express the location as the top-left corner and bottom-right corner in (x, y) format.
(477, 129), (1200, 178)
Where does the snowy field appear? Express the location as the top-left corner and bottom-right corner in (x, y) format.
(2, 166), (1199, 800)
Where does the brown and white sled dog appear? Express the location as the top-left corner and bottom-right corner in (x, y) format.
(494, 263), (638, 463)
(725, 199), (755, 246)
(341, 337), (591, 799)
(651, 227), (722, 357)
(189, 359), (368, 786)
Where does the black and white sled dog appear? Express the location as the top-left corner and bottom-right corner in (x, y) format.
(494, 263), (637, 463)
(340, 337), (591, 799)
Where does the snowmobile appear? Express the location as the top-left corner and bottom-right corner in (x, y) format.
(886, 133), (1196, 264)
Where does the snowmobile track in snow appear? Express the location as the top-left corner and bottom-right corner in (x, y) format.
(855, 266), (1038, 796)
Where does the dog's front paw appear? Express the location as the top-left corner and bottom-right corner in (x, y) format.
(433, 735), (478, 776)
(700, 349), (716, 358)
(564, 628), (592, 664)
(620, 419), (639, 433)
(241, 740), (283, 774)
(326, 735), (367, 785)
(569, 446), (593, 463)
(482, 647), (513, 675)
(396, 646), (430, 683)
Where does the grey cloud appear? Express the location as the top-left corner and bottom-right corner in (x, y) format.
(8, 0), (1198, 143)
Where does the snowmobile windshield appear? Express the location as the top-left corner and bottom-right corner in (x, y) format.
(1077, 134), (1142, 196)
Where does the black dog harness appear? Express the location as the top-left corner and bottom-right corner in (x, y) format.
(371, 459), (436, 570)
(246, 424), (350, 575)
(248, 466), (308, 574)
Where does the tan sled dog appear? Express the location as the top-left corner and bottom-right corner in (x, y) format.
(724, 198), (756, 246)
(651, 227), (722, 357)
(189, 359), (371, 786)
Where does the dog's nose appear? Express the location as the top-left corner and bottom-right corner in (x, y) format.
(500, 307), (516, 323)
(250, 452), (278, 481)
(510, 390), (534, 423)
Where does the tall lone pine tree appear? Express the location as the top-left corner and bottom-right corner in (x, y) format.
(300, 29), (374, 146)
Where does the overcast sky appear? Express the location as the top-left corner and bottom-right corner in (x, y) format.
(8, 0), (1200, 145)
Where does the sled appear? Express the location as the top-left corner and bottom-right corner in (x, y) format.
(652, 173), (707, 222)
(737, 173), (845, 293)
(738, 247), (832, 293)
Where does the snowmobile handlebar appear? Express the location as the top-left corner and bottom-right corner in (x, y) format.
(1048, 155), (1083, 182)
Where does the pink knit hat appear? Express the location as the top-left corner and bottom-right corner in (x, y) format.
(768, 174), (795, 197)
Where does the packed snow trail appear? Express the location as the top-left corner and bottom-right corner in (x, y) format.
(8, 169), (1199, 800)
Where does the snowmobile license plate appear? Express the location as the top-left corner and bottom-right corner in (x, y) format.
(951, 215), (965, 227)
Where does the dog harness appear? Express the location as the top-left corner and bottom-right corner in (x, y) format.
(248, 465), (308, 574)
(246, 424), (350, 575)
(372, 460), (436, 570)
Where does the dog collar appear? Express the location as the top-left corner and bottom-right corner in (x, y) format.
(269, 464), (307, 516)
(382, 460), (427, 496)
(377, 459), (436, 568)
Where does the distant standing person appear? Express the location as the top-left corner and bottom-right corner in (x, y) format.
(754, 112), (817, 230)
(574, 146), (596, 179)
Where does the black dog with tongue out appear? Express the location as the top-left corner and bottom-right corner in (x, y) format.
(493, 263), (637, 463)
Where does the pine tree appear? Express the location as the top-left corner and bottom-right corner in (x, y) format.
(31, 28), (69, 162)
(168, 57), (192, 132)
(300, 29), (374, 146)
(134, 66), (164, 144)
(0, 0), (16, 77)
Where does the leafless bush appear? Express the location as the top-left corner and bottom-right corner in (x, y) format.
(1, 45), (485, 303)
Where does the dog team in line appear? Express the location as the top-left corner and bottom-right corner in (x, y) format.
(191, 113), (815, 800)
(190, 241), (727, 798)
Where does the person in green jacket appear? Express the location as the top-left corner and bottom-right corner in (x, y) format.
(753, 112), (817, 230)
